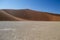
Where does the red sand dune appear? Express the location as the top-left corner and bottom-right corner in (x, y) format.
(0, 9), (60, 21)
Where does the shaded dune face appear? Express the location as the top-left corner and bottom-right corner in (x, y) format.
(0, 11), (18, 21)
(0, 10), (25, 21)
(0, 9), (60, 21)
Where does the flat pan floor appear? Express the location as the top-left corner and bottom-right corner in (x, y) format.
(0, 21), (60, 40)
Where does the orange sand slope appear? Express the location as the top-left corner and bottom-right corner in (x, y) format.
(0, 9), (60, 21)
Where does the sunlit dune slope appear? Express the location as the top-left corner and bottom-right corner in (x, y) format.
(0, 9), (60, 21)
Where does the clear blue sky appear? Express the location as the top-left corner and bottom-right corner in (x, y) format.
(0, 0), (60, 14)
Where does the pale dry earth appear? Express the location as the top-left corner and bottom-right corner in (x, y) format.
(0, 21), (60, 40)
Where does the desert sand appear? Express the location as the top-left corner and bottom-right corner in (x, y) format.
(0, 21), (60, 40)
(0, 9), (60, 21)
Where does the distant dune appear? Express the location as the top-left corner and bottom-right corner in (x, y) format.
(0, 9), (60, 21)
